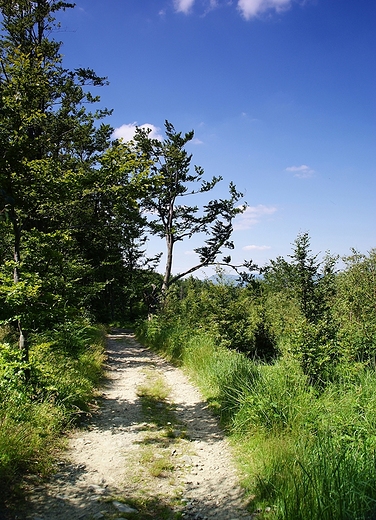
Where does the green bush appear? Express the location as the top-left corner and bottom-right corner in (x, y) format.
(334, 249), (376, 365)
(139, 310), (376, 520)
(0, 322), (105, 489)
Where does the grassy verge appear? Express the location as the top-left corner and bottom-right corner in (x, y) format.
(137, 318), (376, 520)
(0, 322), (106, 510)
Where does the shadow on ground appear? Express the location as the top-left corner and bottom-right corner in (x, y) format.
(8, 329), (251, 520)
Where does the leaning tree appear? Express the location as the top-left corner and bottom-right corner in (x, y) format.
(135, 121), (247, 296)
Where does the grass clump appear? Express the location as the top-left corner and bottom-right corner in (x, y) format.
(137, 368), (172, 401)
(0, 321), (106, 503)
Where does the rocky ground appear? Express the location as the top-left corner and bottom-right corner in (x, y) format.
(17, 330), (256, 520)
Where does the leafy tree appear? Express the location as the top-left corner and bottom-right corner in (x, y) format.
(135, 121), (246, 295)
(0, 0), (132, 358)
(68, 139), (153, 322)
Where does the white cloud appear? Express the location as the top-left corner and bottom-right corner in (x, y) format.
(234, 204), (277, 230)
(243, 244), (271, 251)
(174, 0), (195, 14)
(286, 164), (315, 178)
(237, 0), (291, 19)
(112, 122), (162, 142)
(171, 0), (300, 19)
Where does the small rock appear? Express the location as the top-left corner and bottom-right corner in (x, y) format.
(55, 493), (69, 500)
(112, 501), (138, 513)
(88, 484), (106, 494)
(92, 513), (104, 520)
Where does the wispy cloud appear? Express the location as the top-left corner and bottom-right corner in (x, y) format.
(234, 204), (277, 230)
(286, 164), (315, 178)
(243, 244), (271, 251)
(172, 0), (295, 18)
(237, 0), (292, 19)
(112, 122), (162, 142)
(174, 0), (196, 14)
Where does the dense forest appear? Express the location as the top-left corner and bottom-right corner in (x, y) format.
(1, 2), (375, 519)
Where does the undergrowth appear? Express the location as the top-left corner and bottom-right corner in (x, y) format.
(0, 321), (106, 503)
(137, 317), (376, 520)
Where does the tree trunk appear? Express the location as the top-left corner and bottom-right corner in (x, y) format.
(162, 234), (174, 295)
(13, 218), (29, 370)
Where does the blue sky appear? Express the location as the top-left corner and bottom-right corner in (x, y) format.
(59, 0), (375, 276)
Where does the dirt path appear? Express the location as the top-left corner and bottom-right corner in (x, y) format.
(23, 330), (253, 520)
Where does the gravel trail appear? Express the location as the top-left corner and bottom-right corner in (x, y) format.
(22, 329), (252, 520)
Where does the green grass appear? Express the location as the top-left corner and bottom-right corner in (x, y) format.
(137, 316), (376, 520)
(137, 368), (172, 401)
(0, 321), (106, 505)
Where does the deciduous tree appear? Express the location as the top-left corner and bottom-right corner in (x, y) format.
(135, 121), (245, 295)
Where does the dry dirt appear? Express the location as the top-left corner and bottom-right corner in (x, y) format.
(20, 329), (254, 520)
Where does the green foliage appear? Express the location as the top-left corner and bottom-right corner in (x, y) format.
(159, 274), (275, 359)
(261, 233), (339, 382)
(135, 121), (245, 294)
(0, 322), (105, 487)
(334, 249), (376, 364)
(0, 0), (156, 351)
(138, 254), (376, 520)
(263, 233), (337, 323)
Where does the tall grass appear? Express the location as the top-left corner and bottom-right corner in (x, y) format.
(137, 316), (376, 520)
(0, 322), (106, 492)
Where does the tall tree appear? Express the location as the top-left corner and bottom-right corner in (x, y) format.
(74, 140), (154, 321)
(135, 121), (245, 295)
(0, 0), (113, 359)
(263, 232), (337, 323)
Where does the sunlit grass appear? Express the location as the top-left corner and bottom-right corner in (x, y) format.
(137, 368), (172, 401)
(138, 317), (376, 520)
(0, 322), (106, 495)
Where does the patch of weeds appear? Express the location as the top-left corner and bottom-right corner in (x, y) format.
(136, 369), (179, 430)
(138, 446), (174, 478)
(104, 494), (183, 519)
(115, 369), (191, 519)
(137, 369), (171, 401)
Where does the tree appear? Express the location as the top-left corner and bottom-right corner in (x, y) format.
(0, 0), (114, 360)
(262, 232), (338, 383)
(72, 140), (156, 322)
(135, 121), (245, 295)
(263, 232), (337, 323)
